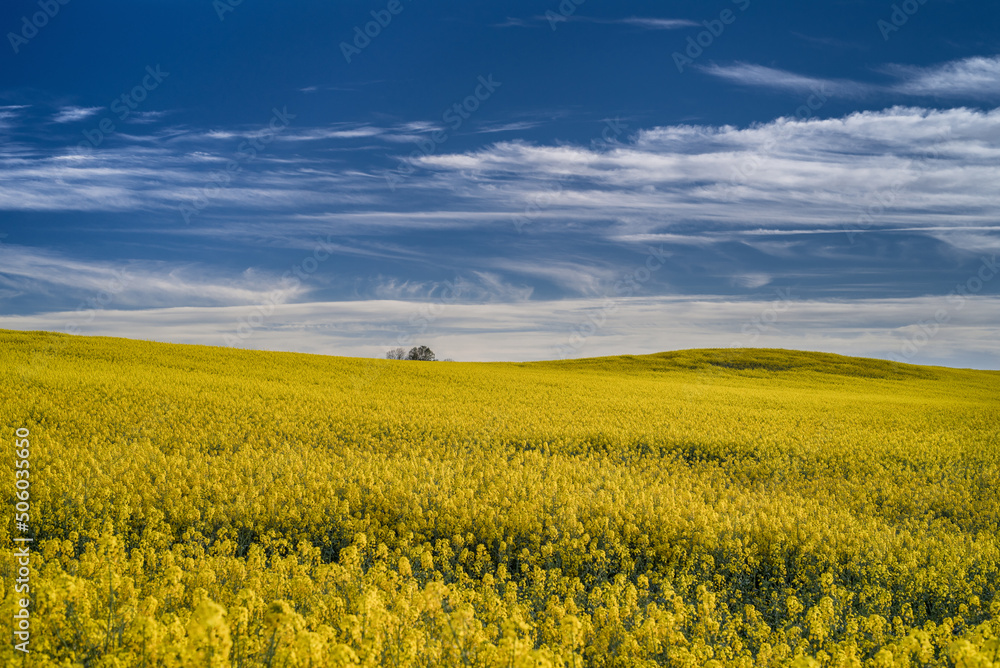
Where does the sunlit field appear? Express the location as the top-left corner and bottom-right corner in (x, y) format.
(2, 329), (999, 667)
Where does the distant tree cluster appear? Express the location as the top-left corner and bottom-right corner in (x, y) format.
(386, 346), (437, 361)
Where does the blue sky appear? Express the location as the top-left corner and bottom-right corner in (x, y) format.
(1, 0), (999, 367)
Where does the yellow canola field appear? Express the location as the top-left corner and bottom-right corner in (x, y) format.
(1, 329), (999, 667)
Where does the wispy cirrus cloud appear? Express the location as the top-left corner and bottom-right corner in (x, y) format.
(52, 106), (103, 123)
(0, 106), (28, 129)
(370, 272), (532, 303)
(614, 17), (699, 30)
(3, 105), (999, 251)
(0, 143), (359, 213)
(484, 259), (618, 297)
(699, 63), (870, 97)
(702, 55), (1000, 101)
(281, 125), (385, 141)
(502, 14), (696, 30)
(887, 56), (1000, 98)
(277, 121), (451, 143)
(2, 100), (997, 314)
(199, 123), (390, 143)
(415, 105), (1000, 244)
(0, 244), (309, 309)
(475, 121), (544, 134)
(126, 110), (171, 125)
(2, 295), (999, 368)
(298, 84), (357, 93)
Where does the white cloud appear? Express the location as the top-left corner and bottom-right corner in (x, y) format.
(2, 103), (998, 263)
(889, 56), (1000, 98)
(485, 259), (618, 297)
(731, 273), (772, 289)
(614, 17), (698, 29)
(52, 106), (103, 123)
(297, 84), (357, 93)
(282, 126), (385, 141)
(699, 63), (868, 97)
(0, 105), (28, 128)
(201, 124), (388, 143)
(475, 121), (543, 134)
(552, 15), (697, 29)
(415, 106), (1000, 241)
(283, 210), (516, 231)
(2, 295), (998, 368)
(126, 110), (170, 125)
(703, 55), (1000, 100)
(0, 244), (309, 309)
(370, 272), (532, 302)
(275, 122), (449, 143)
(0, 144), (370, 212)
